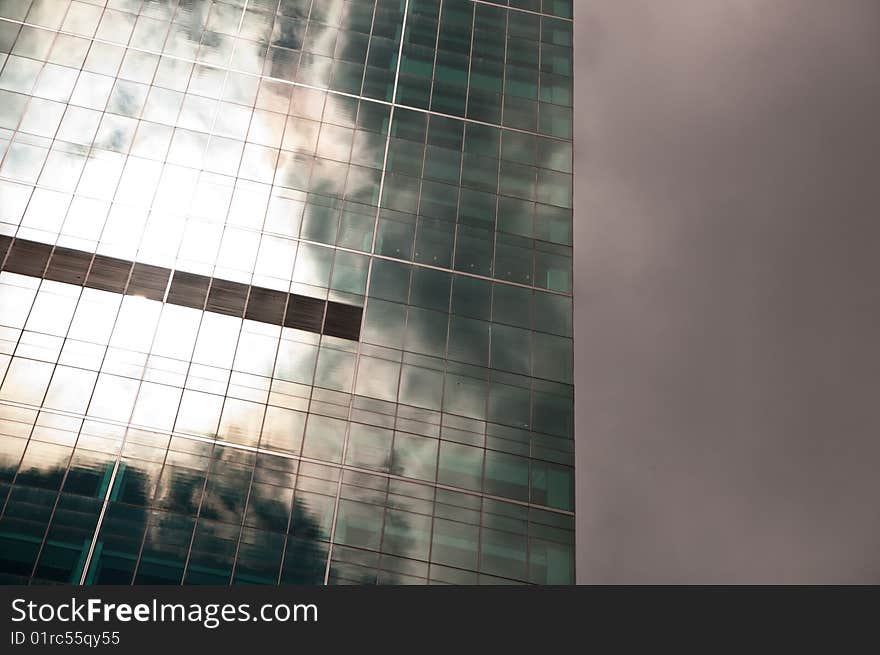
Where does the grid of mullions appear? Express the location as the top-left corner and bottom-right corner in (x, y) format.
(0, 406), (574, 585)
(0, 0), (575, 586)
(0, 269), (574, 492)
(0, 23), (573, 297)
(0, 0), (407, 101)
(0, 272), (574, 584)
(377, 106), (572, 291)
(398, 0), (573, 136)
(476, 0), (573, 21)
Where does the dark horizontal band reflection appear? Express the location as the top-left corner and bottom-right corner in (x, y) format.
(0, 235), (362, 341)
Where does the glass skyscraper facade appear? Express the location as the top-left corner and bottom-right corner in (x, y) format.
(0, 0), (573, 585)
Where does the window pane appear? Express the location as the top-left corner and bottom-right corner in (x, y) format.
(437, 442), (483, 492)
(334, 499), (382, 550)
(345, 423), (392, 473)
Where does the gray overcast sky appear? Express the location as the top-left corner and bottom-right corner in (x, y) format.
(573, 0), (880, 582)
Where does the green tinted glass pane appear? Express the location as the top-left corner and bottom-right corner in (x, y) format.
(493, 234), (534, 285)
(427, 115), (463, 148)
(40, 542), (92, 584)
(399, 364), (444, 410)
(330, 250), (369, 295)
(480, 527), (527, 580)
(533, 332), (573, 383)
(234, 529), (286, 584)
(16, 443), (71, 490)
(431, 79), (466, 115)
(538, 102), (571, 138)
(364, 65), (395, 101)
(355, 355), (401, 402)
(338, 28), (370, 61)
(467, 89), (502, 124)
(492, 283), (531, 328)
(261, 405), (306, 454)
(532, 390), (573, 438)
(540, 43), (572, 77)
(375, 210), (416, 259)
(502, 131), (536, 165)
(503, 95), (537, 131)
(537, 136), (572, 173)
(346, 165), (383, 205)
(291, 491), (335, 541)
(391, 432), (437, 482)
(541, 16), (572, 45)
(431, 517), (478, 570)
(357, 100), (391, 133)
(64, 453), (114, 498)
(509, 12), (540, 41)
(314, 347), (356, 392)
(536, 168), (572, 208)
(534, 248), (572, 292)
(387, 138), (424, 174)
(135, 560), (185, 585)
(245, 482), (293, 532)
(351, 129), (386, 168)
(461, 153), (498, 193)
(500, 160), (537, 201)
(330, 60), (364, 94)
(443, 373), (488, 421)
(337, 207), (376, 251)
(382, 508), (431, 560)
(464, 122), (499, 154)
(451, 275), (490, 319)
(533, 291), (572, 337)
(530, 461), (574, 511)
(300, 203), (339, 244)
(540, 72), (573, 106)
(448, 316), (489, 366)
(413, 217), (455, 267)
(491, 323), (531, 375)
(529, 537), (574, 584)
(392, 108), (427, 141)
(543, 0), (573, 19)
(369, 259), (411, 303)
(437, 442), (483, 491)
(404, 307), (448, 358)
(397, 79), (431, 111)
(458, 189), (496, 227)
(282, 535), (328, 583)
(505, 65), (538, 100)
(488, 381), (530, 430)
(335, 499), (383, 550)
(534, 203), (571, 245)
(419, 179), (459, 221)
(422, 146), (462, 184)
(362, 299), (406, 348)
(303, 414), (345, 462)
(470, 53), (504, 90)
(345, 423), (393, 473)
(409, 267), (451, 311)
(382, 173), (420, 214)
(113, 461), (159, 507)
(498, 196), (534, 238)
(454, 225), (493, 277)
(293, 243), (333, 287)
(401, 42), (434, 78)
(484, 451), (529, 501)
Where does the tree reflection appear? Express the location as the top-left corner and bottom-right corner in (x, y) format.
(0, 440), (333, 585)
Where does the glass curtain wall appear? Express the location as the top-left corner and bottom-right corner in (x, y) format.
(0, 0), (574, 585)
